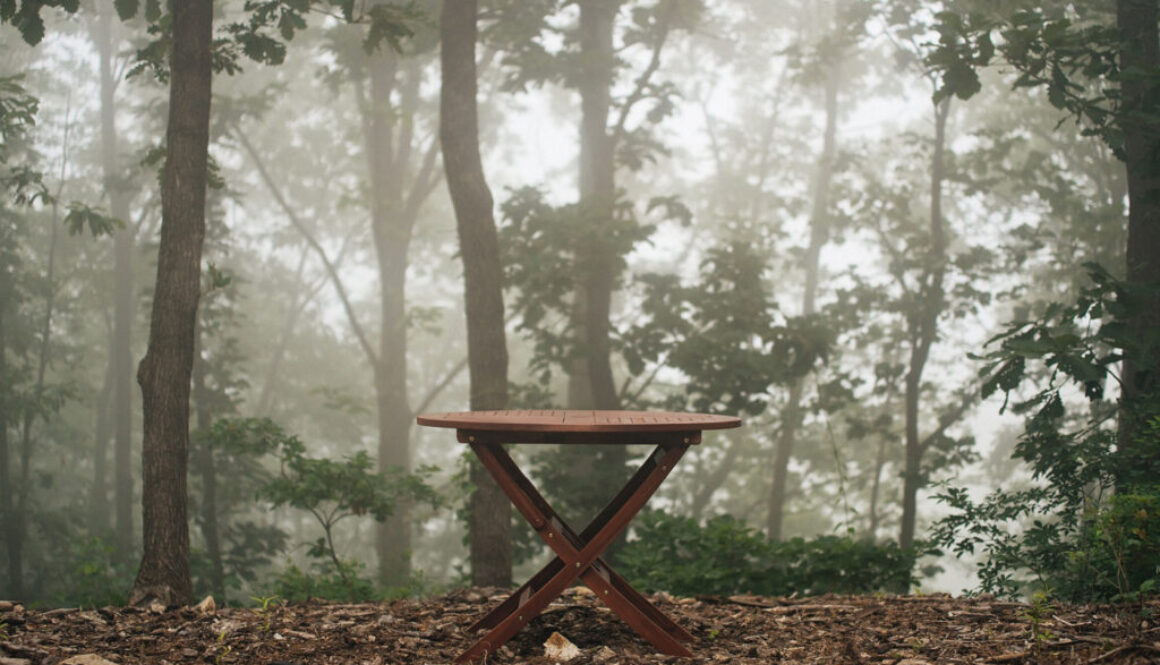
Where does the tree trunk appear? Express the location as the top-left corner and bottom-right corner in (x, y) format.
(130, 0), (213, 608)
(899, 98), (950, 553)
(866, 433), (888, 540)
(191, 325), (224, 601)
(95, 0), (137, 563)
(92, 331), (114, 533)
(9, 182), (64, 600)
(255, 246), (311, 417)
(767, 65), (840, 540)
(560, 0), (630, 535)
(571, 0), (620, 414)
(0, 308), (15, 599)
(440, 0), (513, 587)
(1116, 0), (1160, 478)
(689, 430), (741, 518)
(366, 52), (415, 588)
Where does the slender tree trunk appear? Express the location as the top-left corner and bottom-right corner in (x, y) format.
(0, 307), (15, 598)
(899, 98), (950, 553)
(560, 0), (630, 535)
(191, 326), (224, 601)
(767, 66), (840, 540)
(255, 246), (311, 417)
(95, 0), (137, 563)
(1116, 0), (1160, 477)
(131, 0), (213, 607)
(440, 0), (512, 587)
(92, 331), (114, 533)
(571, 0), (620, 414)
(689, 431), (741, 518)
(866, 434), (887, 540)
(367, 52), (415, 588)
(7, 160), (65, 600)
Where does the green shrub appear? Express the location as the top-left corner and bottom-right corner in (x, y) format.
(268, 560), (378, 603)
(50, 537), (132, 608)
(618, 510), (918, 597)
(933, 266), (1160, 602)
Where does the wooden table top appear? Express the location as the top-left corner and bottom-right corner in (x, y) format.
(416, 409), (741, 433)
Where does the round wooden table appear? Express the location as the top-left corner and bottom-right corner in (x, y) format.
(417, 409), (741, 663)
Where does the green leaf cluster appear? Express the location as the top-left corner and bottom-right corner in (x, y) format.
(624, 242), (833, 416)
(926, 8), (1142, 155)
(0, 0), (79, 45)
(934, 264), (1160, 601)
(499, 186), (655, 384)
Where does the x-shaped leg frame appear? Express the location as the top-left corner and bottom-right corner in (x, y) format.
(456, 431), (699, 663)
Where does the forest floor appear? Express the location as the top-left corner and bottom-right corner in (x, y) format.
(2, 588), (1158, 665)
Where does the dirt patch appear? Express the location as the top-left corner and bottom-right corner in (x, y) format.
(1, 589), (1157, 664)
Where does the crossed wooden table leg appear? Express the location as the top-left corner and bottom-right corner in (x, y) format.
(456, 432), (698, 663)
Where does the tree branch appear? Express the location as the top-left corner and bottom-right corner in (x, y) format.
(402, 133), (443, 224)
(232, 123), (379, 367)
(919, 389), (977, 454)
(610, 0), (677, 148)
(411, 356), (469, 417)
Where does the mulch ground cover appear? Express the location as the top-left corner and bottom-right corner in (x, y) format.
(2, 589), (1158, 665)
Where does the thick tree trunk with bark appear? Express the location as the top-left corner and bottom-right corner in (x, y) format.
(440, 0), (513, 587)
(95, 0), (137, 560)
(899, 98), (950, 553)
(1116, 0), (1160, 477)
(767, 67), (839, 540)
(130, 0), (213, 607)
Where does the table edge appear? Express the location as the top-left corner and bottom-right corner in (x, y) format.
(415, 414), (742, 433)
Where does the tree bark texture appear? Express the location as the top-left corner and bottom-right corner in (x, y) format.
(899, 98), (950, 553)
(767, 66), (839, 541)
(95, 0), (137, 561)
(131, 0), (213, 607)
(1116, 0), (1160, 477)
(440, 0), (513, 587)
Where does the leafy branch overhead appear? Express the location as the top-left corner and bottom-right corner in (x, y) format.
(3, 0), (423, 78)
(927, 9), (1145, 155)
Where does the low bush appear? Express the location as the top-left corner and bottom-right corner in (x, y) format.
(618, 510), (918, 597)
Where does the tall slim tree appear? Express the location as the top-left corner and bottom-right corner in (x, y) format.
(93, 0), (137, 562)
(898, 97), (951, 552)
(767, 60), (841, 541)
(440, 0), (512, 587)
(130, 0), (213, 606)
